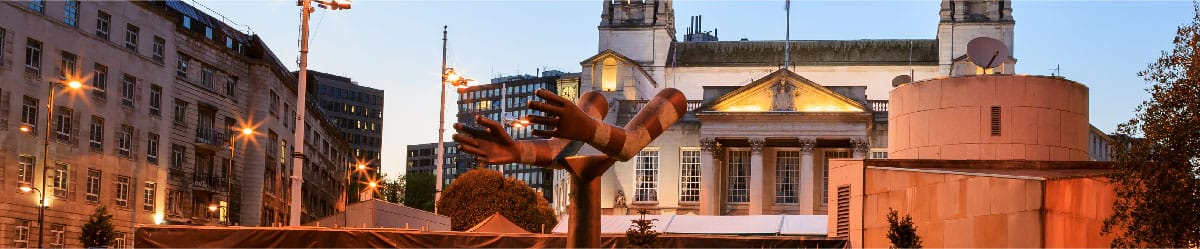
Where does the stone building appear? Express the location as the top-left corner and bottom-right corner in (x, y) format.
(0, 1), (343, 247)
(552, 0), (1021, 216)
(299, 100), (352, 224)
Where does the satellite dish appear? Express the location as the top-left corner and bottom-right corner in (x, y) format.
(892, 75), (912, 87)
(966, 37), (1011, 70)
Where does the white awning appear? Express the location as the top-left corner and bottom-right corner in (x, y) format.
(551, 214), (827, 236)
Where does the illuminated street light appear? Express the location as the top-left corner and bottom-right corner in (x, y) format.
(67, 81), (82, 89)
(368, 181), (378, 189)
(241, 128), (253, 136)
(18, 125), (30, 133)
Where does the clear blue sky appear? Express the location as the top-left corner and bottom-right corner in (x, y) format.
(198, 0), (1192, 177)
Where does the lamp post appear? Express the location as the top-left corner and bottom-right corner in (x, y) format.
(35, 80), (80, 248)
(292, 0), (351, 226)
(18, 184), (45, 249)
(225, 127), (252, 225)
(207, 204), (229, 226)
(345, 163), (366, 206)
(437, 63), (474, 215)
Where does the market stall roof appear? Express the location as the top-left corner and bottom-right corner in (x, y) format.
(551, 215), (827, 236)
(466, 213), (531, 234)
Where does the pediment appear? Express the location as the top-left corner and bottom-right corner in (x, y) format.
(580, 49), (638, 66)
(703, 69), (866, 113)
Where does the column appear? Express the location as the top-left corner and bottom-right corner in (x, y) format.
(698, 138), (720, 215)
(851, 138), (869, 159)
(748, 138), (765, 215)
(798, 138), (816, 214)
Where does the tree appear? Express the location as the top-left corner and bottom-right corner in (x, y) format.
(403, 171), (436, 212)
(378, 173), (404, 204)
(625, 209), (660, 248)
(436, 168), (557, 233)
(1102, 3), (1200, 247)
(81, 206), (115, 248)
(886, 208), (922, 249)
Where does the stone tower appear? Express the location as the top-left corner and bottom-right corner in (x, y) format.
(598, 0), (675, 67)
(937, 0), (1016, 76)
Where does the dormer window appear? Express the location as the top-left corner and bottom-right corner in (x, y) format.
(601, 58), (617, 91)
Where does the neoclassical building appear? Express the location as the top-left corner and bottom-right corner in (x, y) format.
(552, 0), (1019, 216)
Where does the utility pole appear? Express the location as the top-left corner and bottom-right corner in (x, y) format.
(436, 26), (447, 214)
(289, 0), (313, 226)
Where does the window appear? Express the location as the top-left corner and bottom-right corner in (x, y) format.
(149, 84), (161, 116)
(0, 27), (6, 62)
(601, 58), (618, 91)
(679, 148), (701, 203)
(92, 64), (107, 98)
(144, 181), (156, 212)
(120, 74), (135, 107)
(147, 133), (159, 164)
(112, 232), (127, 249)
(28, 0), (43, 13)
(59, 51), (77, 79)
(173, 99), (187, 124)
(182, 16), (191, 29)
(152, 36), (165, 63)
(776, 151), (801, 204)
(201, 66), (214, 89)
(17, 155), (34, 186)
(51, 162), (67, 197)
(171, 144), (185, 169)
(118, 125), (132, 157)
(115, 175), (130, 207)
(96, 11), (111, 39)
(991, 106), (1001, 136)
(204, 26), (213, 39)
(49, 224), (64, 248)
(63, 0), (79, 27)
(726, 150), (750, 203)
(86, 169), (101, 203)
(53, 106), (72, 142)
(21, 96), (38, 132)
(633, 148), (659, 202)
(125, 24), (139, 51)
(25, 38), (42, 75)
(89, 116), (104, 151)
(225, 77), (238, 97)
(823, 151), (850, 206)
(13, 219), (30, 248)
(269, 90), (279, 116)
(175, 54), (189, 78)
(871, 151), (888, 159)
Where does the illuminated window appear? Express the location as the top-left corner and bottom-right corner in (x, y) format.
(601, 58), (617, 91)
(726, 150), (750, 203)
(776, 150), (800, 204)
(678, 148), (701, 203)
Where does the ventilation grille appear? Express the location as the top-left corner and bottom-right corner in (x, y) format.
(836, 185), (851, 237)
(990, 106), (1001, 136)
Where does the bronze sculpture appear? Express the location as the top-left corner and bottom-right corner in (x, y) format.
(454, 88), (688, 248)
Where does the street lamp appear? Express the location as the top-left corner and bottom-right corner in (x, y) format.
(438, 25), (478, 215)
(225, 127), (254, 225)
(33, 80), (82, 248)
(345, 162), (368, 206)
(291, 0), (352, 226)
(18, 183), (46, 249)
(207, 204), (228, 226)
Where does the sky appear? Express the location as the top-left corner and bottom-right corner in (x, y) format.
(197, 0), (1194, 178)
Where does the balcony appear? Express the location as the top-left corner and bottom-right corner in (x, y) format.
(193, 173), (228, 193)
(195, 128), (227, 149)
(169, 167), (188, 180)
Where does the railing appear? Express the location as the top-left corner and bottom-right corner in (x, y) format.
(193, 173), (228, 192)
(869, 100), (888, 112)
(195, 127), (227, 147)
(629, 100), (704, 113)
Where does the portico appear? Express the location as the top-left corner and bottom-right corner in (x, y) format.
(694, 69), (876, 215)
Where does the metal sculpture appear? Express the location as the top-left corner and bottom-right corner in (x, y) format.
(454, 88), (688, 248)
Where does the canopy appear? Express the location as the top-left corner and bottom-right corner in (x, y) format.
(551, 215), (828, 236)
(466, 213), (531, 234)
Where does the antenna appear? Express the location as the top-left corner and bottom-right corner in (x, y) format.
(966, 37), (1010, 72)
(783, 0), (791, 69)
(1050, 64), (1061, 77)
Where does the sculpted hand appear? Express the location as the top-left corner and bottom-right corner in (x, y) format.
(527, 89), (612, 142)
(452, 115), (520, 165)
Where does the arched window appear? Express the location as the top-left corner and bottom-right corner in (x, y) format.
(601, 58), (618, 91)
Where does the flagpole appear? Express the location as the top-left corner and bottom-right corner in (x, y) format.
(784, 0), (791, 69)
